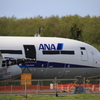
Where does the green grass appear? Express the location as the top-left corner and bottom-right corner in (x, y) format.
(0, 94), (100, 100)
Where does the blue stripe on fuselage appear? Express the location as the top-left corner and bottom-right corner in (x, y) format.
(19, 60), (96, 68)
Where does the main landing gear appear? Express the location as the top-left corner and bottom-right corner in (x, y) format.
(74, 77), (85, 94)
(70, 77), (85, 94)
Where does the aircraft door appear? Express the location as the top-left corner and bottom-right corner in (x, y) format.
(23, 45), (36, 60)
(80, 47), (88, 61)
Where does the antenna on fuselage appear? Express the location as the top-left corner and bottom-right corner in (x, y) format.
(34, 27), (43, 37)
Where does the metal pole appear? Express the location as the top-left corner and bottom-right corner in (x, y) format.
(41, 81), (43, 92)
(37, 80), (40, 94)
(39, 27), (41, 34)
(55, 77), (58, 97)
(24, 79), (27, 98)
(11, 85), (12, 94)
(99, 78), (100, 91)
(83, 78), (85, 93)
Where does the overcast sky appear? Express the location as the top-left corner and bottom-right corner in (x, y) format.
(0, 0), (100, 18)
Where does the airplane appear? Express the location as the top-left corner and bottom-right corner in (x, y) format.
(0, 36), (100, 79)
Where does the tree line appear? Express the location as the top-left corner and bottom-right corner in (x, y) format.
(0, 15), (100, 50)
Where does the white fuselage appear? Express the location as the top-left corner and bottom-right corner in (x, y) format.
(0, 36), (100, 79)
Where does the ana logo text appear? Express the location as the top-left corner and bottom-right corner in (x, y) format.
(39, 43), (64, 50)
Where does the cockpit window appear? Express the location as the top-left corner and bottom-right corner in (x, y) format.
(80, 47), (86, 50)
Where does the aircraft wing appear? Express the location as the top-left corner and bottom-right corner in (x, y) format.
(0, 55), (35, 80)
(2, 58), (35, 67)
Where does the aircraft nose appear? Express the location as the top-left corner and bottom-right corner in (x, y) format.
(7, 65), (22, 77)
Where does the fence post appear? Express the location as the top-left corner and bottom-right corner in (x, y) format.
(99, 79), (100, 91)
(24, 79), (27, 98)
(37, 80), (40, 94)
(55, 77), (58, 97)
(11, 85), (12, 94)
(83, 78), (85, 93)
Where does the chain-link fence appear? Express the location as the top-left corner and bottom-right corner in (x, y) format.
(0, 78), (100, 97)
